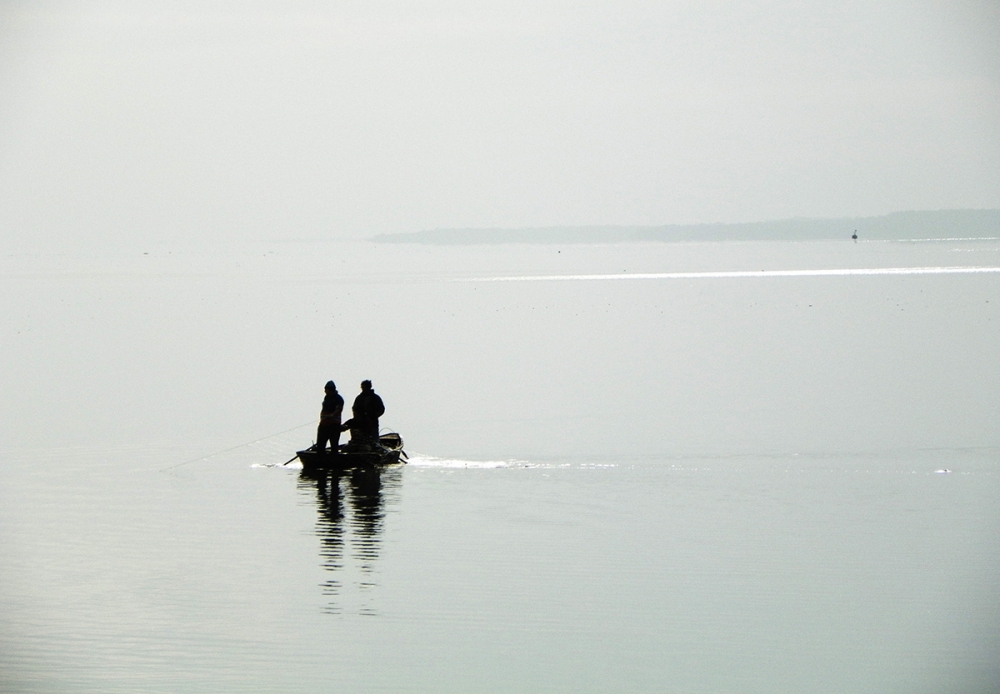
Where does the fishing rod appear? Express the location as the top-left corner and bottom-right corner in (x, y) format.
(159, 420), (315, 472)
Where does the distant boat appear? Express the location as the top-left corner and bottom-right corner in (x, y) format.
(296, 432), (406, 470)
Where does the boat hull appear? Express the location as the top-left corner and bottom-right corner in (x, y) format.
(296, 433), (404, 470)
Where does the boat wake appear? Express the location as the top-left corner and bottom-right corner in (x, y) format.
(405, 454), (524, 469)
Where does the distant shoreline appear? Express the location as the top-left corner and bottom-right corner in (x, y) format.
(371, 209), (1000, 245)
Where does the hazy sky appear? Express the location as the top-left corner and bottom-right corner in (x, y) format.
(0, 0), (997, 245)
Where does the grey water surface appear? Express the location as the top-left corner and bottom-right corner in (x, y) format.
(2, 239), (999, 692)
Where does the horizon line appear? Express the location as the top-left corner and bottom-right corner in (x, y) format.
(455, 266), (1000, 282)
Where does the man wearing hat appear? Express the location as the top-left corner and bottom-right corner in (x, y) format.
(346, 379), (385, 443)
(314, 380), (344, 452)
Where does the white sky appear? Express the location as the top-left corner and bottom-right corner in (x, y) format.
(0, 0), (997, 244)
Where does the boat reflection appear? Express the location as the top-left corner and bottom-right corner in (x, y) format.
(296, 464), (403, 613)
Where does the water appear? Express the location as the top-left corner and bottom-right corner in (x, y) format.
(2, 239), (999, 692)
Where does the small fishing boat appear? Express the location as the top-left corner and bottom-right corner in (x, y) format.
(296, 432), (406, 470)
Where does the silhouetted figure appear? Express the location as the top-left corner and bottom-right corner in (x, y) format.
(344, 380), (385, 443)
(852, 231), (858, 242)
(314, 380), (344, 452)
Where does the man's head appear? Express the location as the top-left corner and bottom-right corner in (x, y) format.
(325, 380), (337, 392)
(361, 380), (372, 391)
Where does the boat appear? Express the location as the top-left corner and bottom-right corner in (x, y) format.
(296, 432), (406, 470)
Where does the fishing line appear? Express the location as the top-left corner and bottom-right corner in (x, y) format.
(158, 420), (315, 472)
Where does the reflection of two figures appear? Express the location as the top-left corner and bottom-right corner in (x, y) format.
(298, 462), (402, 602)
(314, 379), (386, 452)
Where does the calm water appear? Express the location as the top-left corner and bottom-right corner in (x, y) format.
(2, 239), (999, 692)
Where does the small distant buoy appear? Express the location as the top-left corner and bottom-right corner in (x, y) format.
(851, 231), (858, 241)
(934, 469), (952, 474)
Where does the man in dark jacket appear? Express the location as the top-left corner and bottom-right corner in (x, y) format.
(348, 379), (385, 442)
(315, 380), (344, 452)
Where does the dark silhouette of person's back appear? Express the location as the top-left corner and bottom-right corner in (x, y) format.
(344, 380), (385, 443)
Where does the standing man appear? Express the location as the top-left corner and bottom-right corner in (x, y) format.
(315, 380), (344, 452)
(351, 380), (385, 442)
